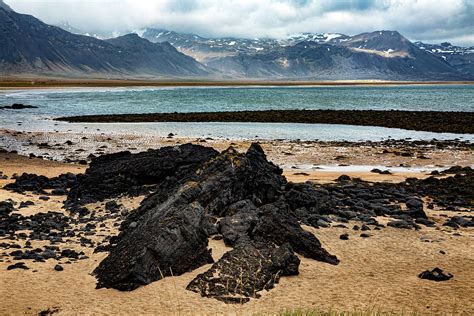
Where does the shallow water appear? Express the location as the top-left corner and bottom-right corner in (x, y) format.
(1, 85), (473, 141)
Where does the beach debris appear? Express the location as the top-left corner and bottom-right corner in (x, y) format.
(0, 200), (15, 216)
(104, 201), (121, 212)
(418, 268), (453, 281)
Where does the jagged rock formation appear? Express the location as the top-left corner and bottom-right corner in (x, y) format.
(187, 243), (299, 303)
(93, 144), (339, 301)
(94, 195), (214, 291)
(66, 144), (218, 205)
(65, 143), (471, 303)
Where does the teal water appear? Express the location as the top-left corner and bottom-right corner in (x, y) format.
(0, 85), (473, 141)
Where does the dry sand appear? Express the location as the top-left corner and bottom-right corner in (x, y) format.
(1, 223), (473, 315)
(1, 151), (473, 315)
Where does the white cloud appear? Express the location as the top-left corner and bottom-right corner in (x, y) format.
(5, 0), (474, 45)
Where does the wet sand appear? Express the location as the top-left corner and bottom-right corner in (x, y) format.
(1, 128), (472, 183)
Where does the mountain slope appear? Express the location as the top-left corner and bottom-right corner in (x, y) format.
(414, 41), (474, 77)
(139, 28), (471, 80)
(1, 1), (471, 81)
(207, 40), (466, 80)
(0, 4), (209, 78)
(140, 28), (280, 62)
(105, 34), (208, 76)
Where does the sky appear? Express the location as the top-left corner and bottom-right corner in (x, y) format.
(5, 0), (474, 46)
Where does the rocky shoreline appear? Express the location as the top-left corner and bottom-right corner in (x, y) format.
(57, 109), (474, 134)
(1, 128), (472, 176)
(1, 143), (473, 309)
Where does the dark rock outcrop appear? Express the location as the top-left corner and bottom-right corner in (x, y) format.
(94, 144), (338, 301)
(66, 144), (218, 206)
(94, 192), (214, 291)
(187, 243), (299, 303)
(87, 144), (471, 303)
(251, 204), (339, 264)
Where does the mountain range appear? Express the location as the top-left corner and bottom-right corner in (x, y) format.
(140, 28), (472, 80)
(1, 1), (473, 80)
(0, 2), (208, 78)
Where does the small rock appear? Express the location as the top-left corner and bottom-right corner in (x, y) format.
(54, 264), (64, 271)
(418, 268), (453, 281)
(7, 262), (29, 270)
(339, 233), (349, 240)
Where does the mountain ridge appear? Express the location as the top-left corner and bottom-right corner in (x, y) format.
(0, 5), (210, 78)
(1, 4), (472, 80)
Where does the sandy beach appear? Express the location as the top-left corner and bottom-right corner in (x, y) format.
(1, 129), (473, 314)
(2, 0), (474, 313)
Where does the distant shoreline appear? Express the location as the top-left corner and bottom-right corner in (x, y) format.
(1, 78), (474, 89)
(56, 109), (474, 134)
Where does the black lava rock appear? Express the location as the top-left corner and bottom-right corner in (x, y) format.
(7, 262), (29, 270)
(54, 264), (64, 271)
(4, 172), (77, 194)
(94, 144), (338, 302)
(418, 268), (453, 281)
(339, 233), (349, 240)
(66, 144), (218, 206)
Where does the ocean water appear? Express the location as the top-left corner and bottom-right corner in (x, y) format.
(0, 85), (473, 141)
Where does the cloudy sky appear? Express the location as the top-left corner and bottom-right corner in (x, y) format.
(5, 0), (474, 45)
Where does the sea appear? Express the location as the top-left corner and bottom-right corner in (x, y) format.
(1, 84), (473, 142)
